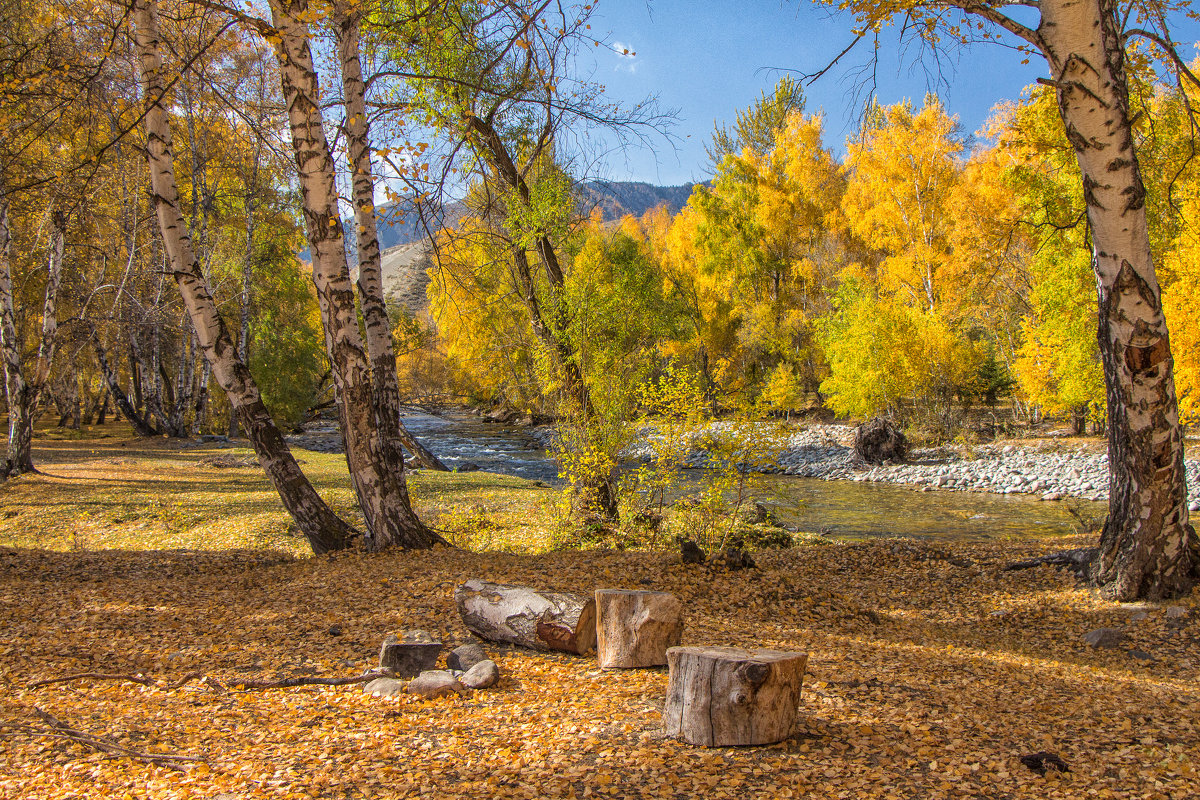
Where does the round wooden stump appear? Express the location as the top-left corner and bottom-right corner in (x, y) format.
(595, 589), (684, 669)
(664, 646), (807, 746)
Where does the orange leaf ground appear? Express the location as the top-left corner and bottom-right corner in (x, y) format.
(1, 434), (1198, 798)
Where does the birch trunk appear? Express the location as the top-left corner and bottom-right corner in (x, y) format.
(268, 0), (441, 550)
(1038, 0), (1198, 600)
(132, 0), (358, 554)
(89, 327), (157, 436)
(1, 205), (64, 476)
(333, 8), (448, 473)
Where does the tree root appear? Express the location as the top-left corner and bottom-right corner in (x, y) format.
(1002, 547), (1097, 579)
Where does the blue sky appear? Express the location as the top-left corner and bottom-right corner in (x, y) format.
(580, 0), (1195, 185)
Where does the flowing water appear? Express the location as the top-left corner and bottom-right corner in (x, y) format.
(308, 411), (1100, 541)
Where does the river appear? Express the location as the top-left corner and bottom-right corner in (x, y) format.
(288, 411), (1097, 541)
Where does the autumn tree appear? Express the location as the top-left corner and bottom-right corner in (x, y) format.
(817, 0), (1199, 599)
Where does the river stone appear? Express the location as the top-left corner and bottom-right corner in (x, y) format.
(363, 677), (406, 697)
(1082, 628), (1125, 649)
(406, 670), (466, 698)
(1166, 606), (1189, 619)
(447, 643), (488, 671)
(461, 659), (500, 689)
(379, 630), (442, 677)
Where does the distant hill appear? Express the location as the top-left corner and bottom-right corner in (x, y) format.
(365, 180), (701, 252)
(365, 180), (703, 315)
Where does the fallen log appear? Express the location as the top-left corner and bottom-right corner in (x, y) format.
(455, 579), (596, 654)
(664, 646), (807, 746)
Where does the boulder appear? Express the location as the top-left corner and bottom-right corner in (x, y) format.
(461, 659), (500, 689)
(853, 417), (909, 465)
(379, 630), (442, 677)
(1082, 627), (1125, 649)
(363, 677), (406, 697)
(406, 670), (466, 699)
(447, 643), (488, 672)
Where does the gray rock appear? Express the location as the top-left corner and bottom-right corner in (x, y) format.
(447, 643), (488, 672)
(1082, 627), (1125, 649)
(1128, 649), (1154, 661)
(1129, 611), (1151, 623)
(1166, 606), (1189, 620)
(461, 659), (500, 689)
(379, 630), (443, 677)
(363, 677), (406, 697)
(406, 670), (466, 698)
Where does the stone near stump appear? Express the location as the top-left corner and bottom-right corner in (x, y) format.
(447, 643), (488, 672)
(1082, 627), (1125, 649)
(853, 417), (908, 465)
(1166, 606), (1189, 620)
(406, 670), (466, 699)
(379, 630), (443, 677)
(664, 646), (808, 746)
(461, 659), (500, 689)
(363, 677), (406, 697)
(680, 539), (706, 564)
(595, 589), (684, 669)
(455, 579), (596, 654)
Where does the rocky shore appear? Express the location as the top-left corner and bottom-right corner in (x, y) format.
(622, 422), (1200, 511)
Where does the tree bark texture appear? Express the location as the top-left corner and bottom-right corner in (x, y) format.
(268, 0), (440, 550)
(89, 328), (157, 436)
(455, 579), (597, 654)
(333, 8), (448, 474)
(595, 589), (684, 669)
(132, 0), (358, 555)
(0, 198), (63, 477)
(1038, 0), (1198, 600)
(663, 646), (807, 746)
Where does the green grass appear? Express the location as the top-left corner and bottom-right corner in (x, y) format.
(0, 423), (561, 555)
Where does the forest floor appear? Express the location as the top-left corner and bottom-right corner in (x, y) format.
(1, 428), (1199, 799)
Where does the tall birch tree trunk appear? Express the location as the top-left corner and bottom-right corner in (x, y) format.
(267, 0), (441, 549)
(1036, 0), (1198, 599)
(333, 5), (449, 473)
(132, 0), (358, 554)
(1, 203), (64, 477)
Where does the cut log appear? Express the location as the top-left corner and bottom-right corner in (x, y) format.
(454, 579), (596, 655)
(595, 589), (683, 669)
(664, 646), (807, 746)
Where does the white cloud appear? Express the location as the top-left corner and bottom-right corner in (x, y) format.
(610, 40), (639, 73)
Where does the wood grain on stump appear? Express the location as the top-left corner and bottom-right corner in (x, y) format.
(454, 579), (596, 654)
(595, 589), (683, 669)
(664, 646), (807, 746)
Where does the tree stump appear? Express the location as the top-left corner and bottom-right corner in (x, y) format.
(853, 416), (908, 464)
(595, 589), (684, 669)
(664, 646), (807, 746)
(454, 579), (596, 654)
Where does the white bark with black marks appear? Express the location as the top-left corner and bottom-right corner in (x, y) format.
(268, 0), (441, 550)
(1035, 0), (1197, 600)
(132, 0), (358, 554)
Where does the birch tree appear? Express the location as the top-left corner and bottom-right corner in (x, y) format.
(818, 0), (1198, 599)
(132, 0), (359, 554)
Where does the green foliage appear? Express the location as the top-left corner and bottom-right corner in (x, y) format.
(246, 240), (327, 427)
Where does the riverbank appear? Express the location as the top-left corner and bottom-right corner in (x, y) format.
(618, 422), (1200, 510)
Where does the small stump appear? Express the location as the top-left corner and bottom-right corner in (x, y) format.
(595, 589), (683, 669)
(455, 579), (596, 654)
(379, 630), (442, 677)
(664, 646), (807, 746)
